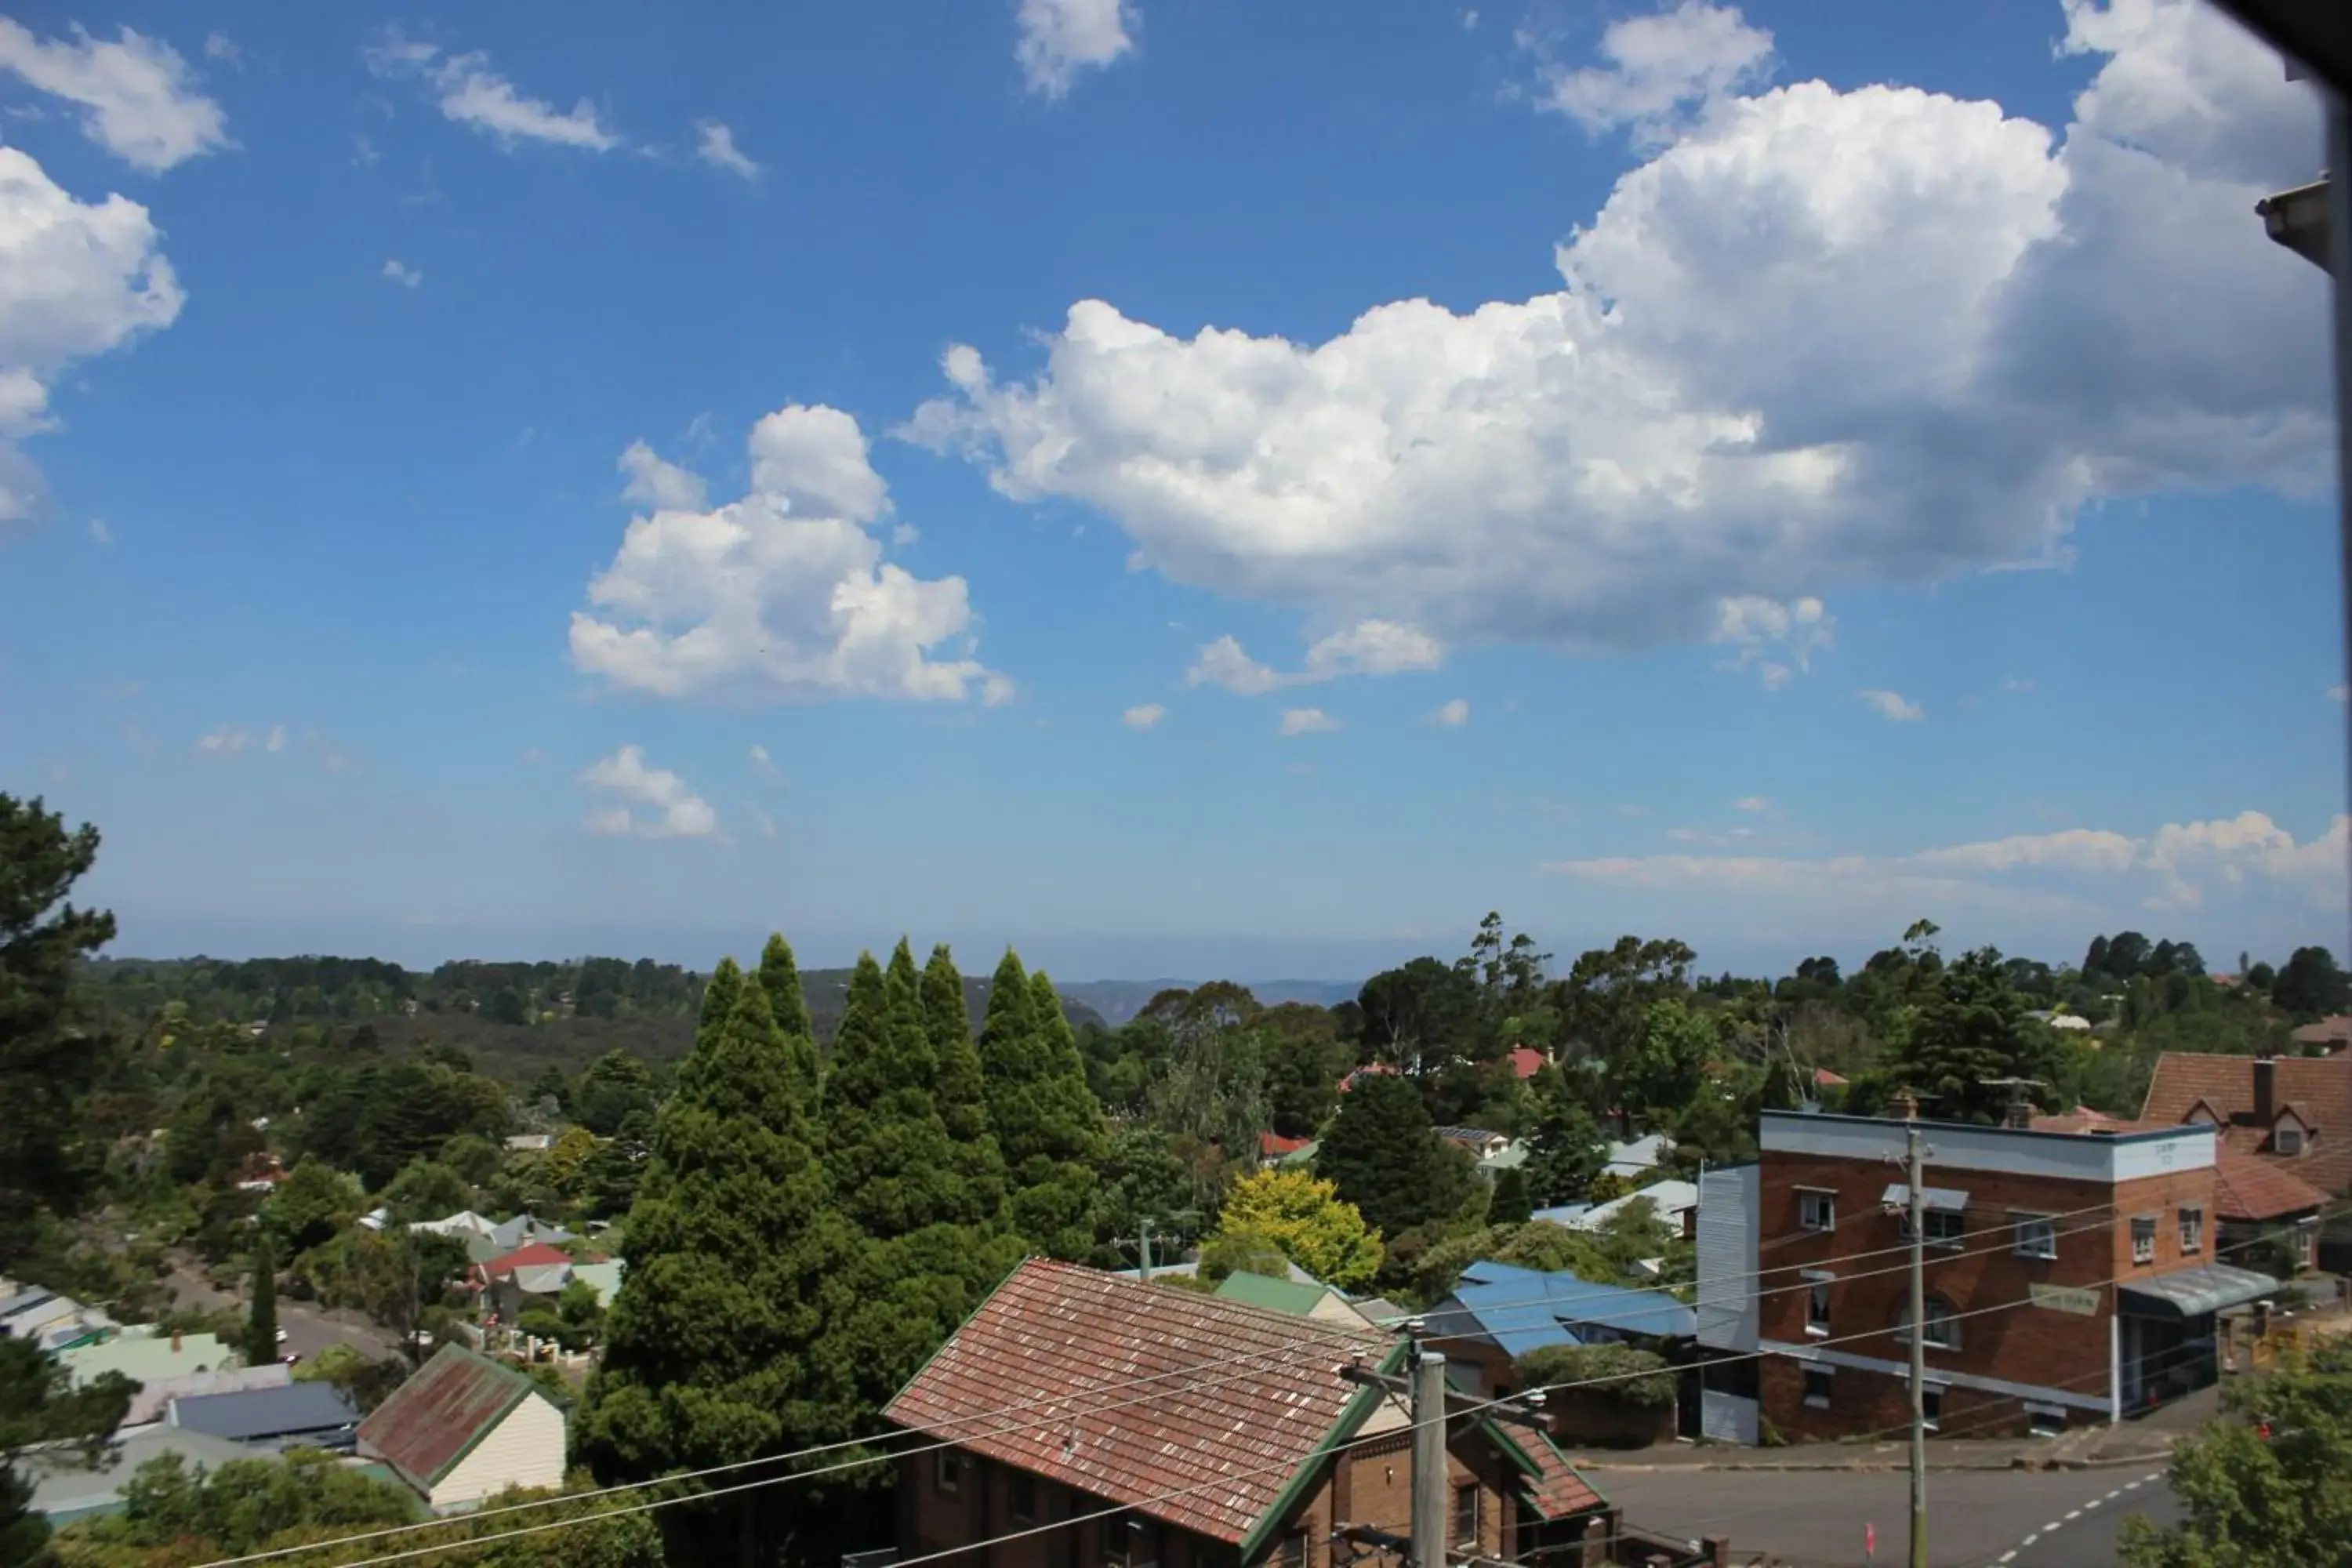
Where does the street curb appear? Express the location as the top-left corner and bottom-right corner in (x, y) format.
(1572, 1447), (2174, 1475)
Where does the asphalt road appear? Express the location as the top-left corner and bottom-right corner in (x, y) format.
(1596, 1467), (2176, 1566)
(166, 1258), (405, 1364)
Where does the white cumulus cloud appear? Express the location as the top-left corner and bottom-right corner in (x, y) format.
(1187, 620), (1443, 694)
(695, 119), (760, 180)
(263, 723), (285, 754)
(1123, 702), (1166, 729)
(1537, 0), (1774, 146)
(904, 0), (2326, 678)
(368, 33), (619, 151)
(382, 258), (423, 289)
(617, 440), (707, 513)
(0, 21), (230, 171)
(571, 405), (1007, 703)
(1015, 0), (1138, 99)
(579, 745), (719, 838)
(0, 147), (184, 525)
(749, 742), (779, 779)
(195, 725), (250, 757)
(1859, 688), (1923, 723)
(1280, 706), (1339, 735)
(1432, 698), (1470, 727)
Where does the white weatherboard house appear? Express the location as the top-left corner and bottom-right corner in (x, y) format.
(355, 1344), (567, 1512)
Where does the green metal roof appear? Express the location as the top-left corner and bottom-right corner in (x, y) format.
(60, 1332), (234, 1387)
(1212, 1272), (1330, 1316)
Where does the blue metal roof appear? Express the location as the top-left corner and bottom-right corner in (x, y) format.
(1431, 1262), (1696, 1356)
(171, 1381), (361, 1443)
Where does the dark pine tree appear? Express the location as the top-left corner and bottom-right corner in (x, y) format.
(245, 1231), (279, 1368)
(1315, 1073), (1474, 1239)
(922, 943), (1005, 1221)
(978, 952), (1104, 1261)
(757, 932), (820, 1101)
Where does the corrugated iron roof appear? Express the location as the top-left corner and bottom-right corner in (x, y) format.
(884, 1258), (1385, 1545)
(357, 1344), (538, 1491)
(170, 1381), (360, 1443)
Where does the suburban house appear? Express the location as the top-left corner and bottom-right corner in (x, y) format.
(2141, 1048), (2351, 1267)
(1694, 1102), (2276, 1446)
(122, 1363), (293, 1428)
(2212, 1154), (2330, 1274)
(62, 1329), (234, 1389)
(2288, 1014), (2350, 1051)
(884, 1259), (1635, 1568)
(1210, 1272), (1392, 1330)
(1258, 1132), (1316, 1163)
(168, 1381), (363, 1452)
(27, 1428), (262, 1527)
(0, 1283), (116, 1352)
(356, 1344), (568, 1512)
(1433, 1127), (1512, 1161)
(1422, 1263), (1694, 1385)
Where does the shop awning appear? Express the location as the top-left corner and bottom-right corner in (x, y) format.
(2117, 1264), (2278, 1320)
(1880, 1183), (1970, 1213)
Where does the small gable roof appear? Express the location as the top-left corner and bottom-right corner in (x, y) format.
(2214, 1154), (2330, 1222)
(170, 1381), (360, 1442)
(2143, 1052), (2352, 1192)
(484, 1241), (572, 1279)
(884, 1259), (1386, 1546)
(1211, 1272), (1333, 1316)
(357, 1344), (543, 1493)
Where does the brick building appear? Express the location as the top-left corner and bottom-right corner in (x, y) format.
(884, 1260), (1626, 1568)
(1695, 1103), (2281, 1444)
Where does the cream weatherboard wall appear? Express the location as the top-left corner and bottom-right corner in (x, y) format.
(429, 1392), (567, 1512)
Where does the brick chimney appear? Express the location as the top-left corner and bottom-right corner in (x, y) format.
(2254, 1053), (2276, 1125)
(1889, 1087), (1920, 1121)
(2005, 1093), (2035, 1131)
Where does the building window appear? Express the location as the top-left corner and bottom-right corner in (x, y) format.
(2131, 1216), (2157, 1265)
(1798, 1190), (1836, 1232)
(2012, 1213), (2057, 1260)
(2027, 1403), (2067, 1438)
(1010, 1470), (1036, 1523)
(1803, 1271), (1833, 1336)
(935, 1450), (962, 1496)
(2178, 1206), (2204, 1255)
(1452, 1484), (1480, 1547)
(2275, 1126), (2304, 1156)
(1901, 1209), (1965, 1249)
(1802, 1366), (1832, 1409)
(1896, 1297), (1960, 1350)
(1921, 1386), (1944, 1431)
(1279, 1530), (1307, 1568)
(1101, 1515), (1130, 1568)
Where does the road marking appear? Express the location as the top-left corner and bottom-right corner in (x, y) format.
(2123, 1479), (2143, 1490)
(2066, 1509), (2083, 1521)
(2022, 1534), (2039, 1548)
(2044, 1522), (2063, 1533)
(2085, 1498), (2103, 1510)
(1997, 1554), (2016, 1565)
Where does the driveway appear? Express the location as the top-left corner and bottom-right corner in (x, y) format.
(1595, 1467), (2176, 1566)
(165, 1257), (405, 1364)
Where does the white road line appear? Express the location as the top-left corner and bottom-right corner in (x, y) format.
(2085, 1498), (2103, 1510)
(2044, 1521), (2063, 1533)
(1997, 1554), (2016, 1565)
(2123, 1479), (2143, 1490)
(2066, 1508), (2083, 1521)
(2022, 1534), (2039, 1548)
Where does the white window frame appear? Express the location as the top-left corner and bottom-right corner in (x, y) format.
(1797, 1189), (1837, 1232)
(1895, 1297), (1960, 1351)
(2275, 1125), (2304, 1156)
(2131, 1215), (2157, 1265)
(2178, 1205), (2204, 1255)
(935, 1450), (963, 1495)
(1802, 1270), (1834, 1337)
(2026, 1403), (2067, 1438)
(1802, 1365), (1832, 1409)
(1452, 1483), (1481, 1548)
(1901, 1208), (1966, 1249)
(2012, 1212), (2057, 1259)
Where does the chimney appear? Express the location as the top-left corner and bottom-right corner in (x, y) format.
(1889, 1087), (1920, 1122)
(171, 1330), (182, 1353)
(2254, 1054), (2276, 1126)
(2005, 1094), (2034, 1131)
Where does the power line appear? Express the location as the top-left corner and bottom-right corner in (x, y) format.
(198, 1198), (2132, 1568)
(194, 1197), (2294, 1568)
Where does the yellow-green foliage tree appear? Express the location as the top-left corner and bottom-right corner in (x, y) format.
(1213, 1168), (1383, 1290)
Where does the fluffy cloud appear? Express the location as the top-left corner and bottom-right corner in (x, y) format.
(1015, 0), (1138, 99)
(906, 1), (2325, 673)
(1432, 698), (1470, 727)
(264, 724), (285, 754)
(1714, 596), (1831, 688)
(1546, 810), (2349, 923)
(368, 34), (619, 151)
(194, 725), (249, 757)
(0, 147), (183, 524)
(748, 742), (778, 778)
(382, 259), (423, 289)
(571, 405), (1007, 703)
(1280, 706), (1339, 735)
(618, 440), (707, 513)
(1122, 702), (1166, 729)
(1537, 0), (1774, 146)
(579, 745), (719, 838)
(695, 119), (760, 180)
(1733, 795), (1769, 812)
(1859, 688), (1923, 722)
(0, 21), (230, 171)
(1185, 620), (1443, 694)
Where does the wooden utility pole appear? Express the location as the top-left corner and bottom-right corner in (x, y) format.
(1906, 1116), (1928, 1568)
(1339, 1329), (1548, 1568)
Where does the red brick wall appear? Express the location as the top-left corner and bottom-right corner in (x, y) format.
(1752, 1149), (2216, 1438)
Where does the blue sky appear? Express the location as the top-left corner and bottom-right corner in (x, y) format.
(1, 0), (2344, 982)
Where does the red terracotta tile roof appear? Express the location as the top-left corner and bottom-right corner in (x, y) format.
(1506, 1048), (1548, 1081)
(2291, 1015), (2352, 1047)
(1337, 1064), (1400, 1092)
(356, 1344), (539, 1492)
(2213, 1154), (2331, 1222)
(1505, 1428), (1606, 1521)
(884, 1258), (1385, 1545)
(1259, 1132), (1315, 1159)
(2141, 1053), (2352, 1195)
(1814, 1069), (1848, 1088)
(2030, 1106), (2154, 1135)
(484, 1241), (572, 1279)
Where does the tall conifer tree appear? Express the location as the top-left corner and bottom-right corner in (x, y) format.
(758, 932), (820, 1104)
(978, 952), (1104, 1259)
(922, 943), (1004, 1220)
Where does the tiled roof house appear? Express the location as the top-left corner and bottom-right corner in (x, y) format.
(356, 1344), (566, 1513)
(884, 1259), (1616, 1568)
(2140, 1051), (2352, 1195)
